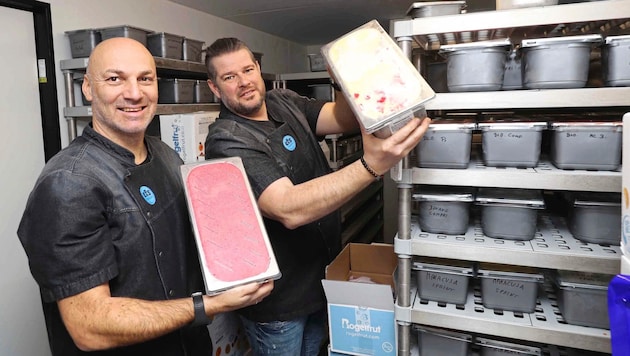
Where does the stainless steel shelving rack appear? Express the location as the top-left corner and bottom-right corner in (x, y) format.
(391, 1), (630, 354)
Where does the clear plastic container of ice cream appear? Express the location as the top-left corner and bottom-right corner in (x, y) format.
(321, 20), (436, 138)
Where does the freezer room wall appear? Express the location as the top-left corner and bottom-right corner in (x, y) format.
(46, 0), (308, 147)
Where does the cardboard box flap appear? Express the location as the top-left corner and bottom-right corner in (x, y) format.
(322, 243), (397, 311)
(322, 279), (395, 311)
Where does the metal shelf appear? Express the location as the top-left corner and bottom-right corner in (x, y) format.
(392, 3), (628, 353)
(395, 215), (620, 275)
(63, 104), (220, 118)
(424, 87), (630, 111)
(277, 71), (330, 81)
(410, 158), (621, 192)
(393, 0), (630, 50)
(396, 284), (611, 353)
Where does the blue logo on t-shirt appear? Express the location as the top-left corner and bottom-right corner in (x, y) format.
(140, 186), (156, 205)
(282, 135), (296, 151)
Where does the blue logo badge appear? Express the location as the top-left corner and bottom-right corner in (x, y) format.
(140, 186), (156, 205)
(282, 135), (296, 151)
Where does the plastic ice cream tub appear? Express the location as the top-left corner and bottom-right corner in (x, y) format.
(554, 270), (612, 329)
(549, 121), (622, 171)
(478, 263), (544, 313)
(158, 78), (195, 104)
(181, 157), (281, 294)
(475, 188), (545, 241)
(193, 80), (214, 103)
(413, 257), (475, 305)
(415, 325), (472, 356)
(415, 118), (476, 169)
(477, 120), (546, 168)
(502, 48), (523, 90)
(567, 192), (621, 245)
(496, 0), (558, 9)
(183, 38), (205, 63)
(439, 39), (512, 92)
(406, 1), (467, 18)
(65, 29), (101, 58)
(476, 337), (542, 356)
(322, 20), (436, 138)
(521, 34), (603, 89)
(413, 186), (475, 235)
(98, 25), (152, 47)
(603, 35), (630, 87)
(147, 32), (184, 60)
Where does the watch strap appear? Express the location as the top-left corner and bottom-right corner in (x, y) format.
(191, 292), (211, 327)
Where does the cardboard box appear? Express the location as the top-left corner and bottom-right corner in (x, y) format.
(159, 111), (218, 163)
(207, 312), (249, 356)
(322, 243), (398, 356)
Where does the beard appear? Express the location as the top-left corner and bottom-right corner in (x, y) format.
(223, 86), (265, 117)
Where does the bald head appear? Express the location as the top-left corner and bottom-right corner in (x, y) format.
(87, 37), (155, 78)
(81, 37), (159, 152)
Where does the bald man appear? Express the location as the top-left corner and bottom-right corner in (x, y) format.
(17, 37), (272, 356)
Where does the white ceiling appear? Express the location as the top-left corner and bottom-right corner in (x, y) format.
(169, 0), (496, 46)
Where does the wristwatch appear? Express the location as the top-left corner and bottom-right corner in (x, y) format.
(191, 292), (212, 327)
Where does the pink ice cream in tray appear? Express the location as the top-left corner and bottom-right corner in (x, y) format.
(181, 157), (281, 295)
(322, 19), (436, 138)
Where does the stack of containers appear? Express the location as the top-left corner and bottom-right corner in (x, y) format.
(413, 257), (475, 305)
(548, 120), (622, 171)
(553, 270), (613, 329)
(412, 186), (475, 235)
(415, 117), (477, 169)
(477, 117), (547, 168)
(478, 263), (544, 313)
(475, 188), (545, 241)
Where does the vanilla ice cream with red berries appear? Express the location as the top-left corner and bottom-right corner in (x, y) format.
(323, 20), (435, 136)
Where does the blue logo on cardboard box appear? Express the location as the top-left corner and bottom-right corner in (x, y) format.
(329, 304), (395, 355)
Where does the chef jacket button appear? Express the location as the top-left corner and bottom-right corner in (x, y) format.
(158, 251), (163, 257)
(168, 289), (175, 297)
(146, 211), (151, 217)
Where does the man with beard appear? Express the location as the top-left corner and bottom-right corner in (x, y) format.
(203, 37), (430, 355)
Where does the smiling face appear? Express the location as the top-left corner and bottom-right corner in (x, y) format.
(207, 48), (266, 119)
(82, 38), (158, 145)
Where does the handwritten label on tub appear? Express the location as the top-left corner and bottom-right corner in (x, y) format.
(492, 132), (524, 139)
(565, 132), (609, 139)
(427, 205), (448, 218)
(425, 271), (458, 292)
(492, 278), (525, 298)
(423, 134), (448, 143)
